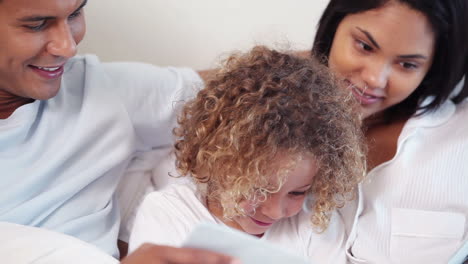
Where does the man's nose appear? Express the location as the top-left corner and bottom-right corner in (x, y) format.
(46, 21), (78, 59)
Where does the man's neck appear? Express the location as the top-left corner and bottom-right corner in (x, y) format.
(0, 93), (34, 119)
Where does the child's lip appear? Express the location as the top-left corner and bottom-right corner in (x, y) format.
(250, 217), (274, 227)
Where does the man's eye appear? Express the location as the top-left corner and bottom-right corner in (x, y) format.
(69, 10), (82, 20)
(24, 21), (47, 31)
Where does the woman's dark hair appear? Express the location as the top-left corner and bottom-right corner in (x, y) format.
(312, 0), (468, 122)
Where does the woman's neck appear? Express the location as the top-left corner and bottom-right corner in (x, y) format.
(364, 117), (409, 171)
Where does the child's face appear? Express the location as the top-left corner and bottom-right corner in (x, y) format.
(233, 155), (318, 236)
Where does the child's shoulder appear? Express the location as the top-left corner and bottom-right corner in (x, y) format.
(143, 183), (202, 208)
(139, 182), (211, 222)
(130, 183), (212, 249)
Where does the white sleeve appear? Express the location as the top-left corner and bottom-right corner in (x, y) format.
(102, 62), (203, 150)
(128, 191), (192, 253)
(0, 222), (118, 264)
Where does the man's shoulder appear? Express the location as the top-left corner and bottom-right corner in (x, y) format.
(66, 54), (101, 71)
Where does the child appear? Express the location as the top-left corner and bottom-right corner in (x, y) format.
(128, 46), (366, 262)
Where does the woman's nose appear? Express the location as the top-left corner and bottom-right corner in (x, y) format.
(361, 60), (391, 89)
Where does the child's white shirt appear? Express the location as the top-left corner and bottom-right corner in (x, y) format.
(129, 183), (347, 264)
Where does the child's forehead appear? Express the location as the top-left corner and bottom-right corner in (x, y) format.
(270, 151), (315, 165)
(265, 152), (318, 187)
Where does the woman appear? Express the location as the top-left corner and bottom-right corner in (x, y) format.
(311, 0), (468, 263)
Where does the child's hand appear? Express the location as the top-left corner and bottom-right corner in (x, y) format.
(121, 243), (240, 264)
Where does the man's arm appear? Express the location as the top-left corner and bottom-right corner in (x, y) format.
(121, 244), (239, 264)
(197, 69), (216, 83)
(196, 50), (310, 84)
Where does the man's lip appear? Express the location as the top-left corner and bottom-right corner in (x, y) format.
(28, 63), (65, 79)
(29, 63), (66, 69)
(250, 217), (274, 227)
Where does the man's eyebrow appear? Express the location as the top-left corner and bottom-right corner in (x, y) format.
(18, 16), (54, 22)
(78, 0), (88, 11)
(17, 0), (88, 22)
(356, 27), (380, 49)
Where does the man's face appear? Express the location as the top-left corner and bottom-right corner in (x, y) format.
(0, 0), (86, 101)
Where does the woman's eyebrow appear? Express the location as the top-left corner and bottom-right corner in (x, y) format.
(356, 27), (429, 59)
(356, 27), (380, 49)
(398, 54), (428, 60)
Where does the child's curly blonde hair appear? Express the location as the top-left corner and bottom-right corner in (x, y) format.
(174, 46), (366, 230)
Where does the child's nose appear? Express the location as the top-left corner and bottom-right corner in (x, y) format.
(260, 194), (285, 220)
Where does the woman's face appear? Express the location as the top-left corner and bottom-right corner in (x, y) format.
(328, 2), (435, 119)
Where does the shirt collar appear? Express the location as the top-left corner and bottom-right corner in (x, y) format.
(405, 96), (456, 129)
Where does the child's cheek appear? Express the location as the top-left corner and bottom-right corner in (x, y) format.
(238, 200), (256, 215)
(289, 197), (306, 217)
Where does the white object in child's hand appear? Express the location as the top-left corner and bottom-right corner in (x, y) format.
(448, 239), (468, 264)
(182, 223), (310, 264)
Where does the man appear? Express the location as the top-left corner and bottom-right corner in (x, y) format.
(0, 0), (236, 263)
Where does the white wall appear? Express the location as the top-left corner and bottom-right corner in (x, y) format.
(79, 0), (329, 70)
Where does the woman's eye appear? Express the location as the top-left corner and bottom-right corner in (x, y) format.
(400, 62), (419, 70)
(356, 39), (373, 52)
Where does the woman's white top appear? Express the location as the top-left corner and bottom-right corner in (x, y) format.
(345, 99), (468, 264)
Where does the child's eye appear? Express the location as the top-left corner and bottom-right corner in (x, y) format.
(288, 191), (306, 196)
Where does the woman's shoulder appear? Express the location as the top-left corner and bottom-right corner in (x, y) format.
(439, 99), (468, 131)
(406, 98), (467, 129)
(454, 98), (468, 116)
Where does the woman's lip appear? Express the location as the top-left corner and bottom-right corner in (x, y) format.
(344, 80), (384, 105)
(250, 217), (273, 227)
(350, 86), (383, 105)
